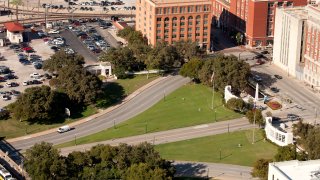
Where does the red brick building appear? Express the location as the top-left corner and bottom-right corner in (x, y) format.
(213, 0), (308, 48)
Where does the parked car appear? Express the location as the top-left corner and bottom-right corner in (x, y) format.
(274, 74), (283, 79)
(5, 82), (18, 87)
(287, 114), (301, 121)
(48, 29), (60, 34)
(22, 81), (30, 86)
(30, 73), (41, 78)
(253, 75), (262, 82)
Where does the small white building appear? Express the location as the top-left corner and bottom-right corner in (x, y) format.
(268, 159), (320, 180)
(264, 117), (293, 146)
(4, 22), (24, 44)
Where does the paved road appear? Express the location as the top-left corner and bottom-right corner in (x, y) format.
(10, 75), (190, 151)
(94, 25), (119, 48)
(59, 118), (253, 155)
(173, 161), (255, 180)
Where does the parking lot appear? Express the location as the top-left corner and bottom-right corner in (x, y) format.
(0, 39), (54, 108)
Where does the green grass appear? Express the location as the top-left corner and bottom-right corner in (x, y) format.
(0, 106), (97, 139)
(155, 130), (277, 167)
(116, 74), (159, 95)
(56, 84), (242, 148)
(0, 75), (159, 139)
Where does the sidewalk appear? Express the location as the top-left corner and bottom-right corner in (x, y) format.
(7, 76), (168, 143)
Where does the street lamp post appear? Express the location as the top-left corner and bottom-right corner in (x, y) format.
(211, 72), (215, 110)
(252, 107), (257, 144)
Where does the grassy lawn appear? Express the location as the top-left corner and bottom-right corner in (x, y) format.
(155, 130), (277, 167)
(0, 74), (159, 139)
(0, 106), (97, 138)
(57, 84), (242, 148)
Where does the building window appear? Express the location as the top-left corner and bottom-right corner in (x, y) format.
(196, 27), (200, 31)
(196, 5), (202, 12)
(157, 24), (161, 28)
(204, 14), (208, 18)
(156, 8), (162, 14)
(165, 29), (169, 33)
(164, 17), (169, 21)
(157, 18), (161, 21)
(180, 34), (185, 38)
(196, 21), (200, 25)
(189, 22), (193, 25)
(172, 34), (177, 38)
(173, 29), (177, 32)
(165, 23), (169, 27)
(180, 28), (185, 32)
(204, 20), (208, 24)
(278, 2), (283, 7)
(204, 5), (210, 11)
(180, 7), (185, 13)
(188, 6), (193, 12)
(196, 33), (200, 36)
(157, 30), (161, 34)
(173, 23), (177, 26)
(188, 34), (192, 37)
(203, 38), (207, 42)
(204, 32), (207, 36)
(180, 22), (185, 26)
(180, 16), (185, 21)
(165, 35), (168, 39)
(287, 2), (293, 6)
(204, 27), (208, 30)
(172, 17), (177, 21)
(157, 36), (161, 39)
(188, 28), (192, 32)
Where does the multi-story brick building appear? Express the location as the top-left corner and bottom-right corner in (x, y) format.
(135, 0), (212, 49)
(212, 0), (307, 48)
(273, 5), (320, 89)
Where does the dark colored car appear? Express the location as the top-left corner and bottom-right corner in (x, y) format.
(270, 87), (279, 93)
(274, 74), (283, 79)
(4, 73), (18, 80)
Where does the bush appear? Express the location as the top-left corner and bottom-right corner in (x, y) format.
(266, 101), (282, 110)
(0, 110), (10, 120)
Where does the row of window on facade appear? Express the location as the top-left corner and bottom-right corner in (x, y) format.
(156, 15), (209, 22)
(275, 132), (286, 143)
(155, 5), (211, 15)
(156, 21), (209, 28)
(157, 29), (208, 35)
(268, 1), (294, 8)
(156, 35), (208, 42)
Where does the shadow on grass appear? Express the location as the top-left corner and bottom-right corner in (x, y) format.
(174, 162), (208, 178)
(96, 82), (125, 109)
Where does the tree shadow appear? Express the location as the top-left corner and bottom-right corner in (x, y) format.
(174, 162), (208, 178)
(96, 82), (125, 108)
(250, 70), (278, 90)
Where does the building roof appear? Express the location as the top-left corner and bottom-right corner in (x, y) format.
(270, 160), (320, 180)
(4, 22), (24, 32)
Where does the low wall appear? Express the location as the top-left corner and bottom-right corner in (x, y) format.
(264, 117), (293, 146)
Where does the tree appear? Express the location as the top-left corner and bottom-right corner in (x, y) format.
(274, 145), (297, 162)
(146, 42), (182, 71)
(304, 128), (320, 159)
(226, 98), (247, 112)
(123, 163), (167, 180)
(235, 32), (243, 45)
(246, 109), (264, 126)
(8, 86), (67, 123)
(43, 51), (85, 73)
(54, 65), (102, 105)
(174, 40), (204, 61)
(179, 57), (203, 81)
(0, 109), (10, 120)
(117, 27), (147, 45)
(251, 158), (271, 180)
(25, 142), (67, 180)
(10, 0), (23, 22)
(198, 55), (250, 93)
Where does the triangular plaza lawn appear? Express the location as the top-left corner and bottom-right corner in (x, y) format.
(57, 84), (242, 148)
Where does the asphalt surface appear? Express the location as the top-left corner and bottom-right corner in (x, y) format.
(60, 30), (98, 64)
(11, 75), (190, 151)
(59, 118), (253, 155)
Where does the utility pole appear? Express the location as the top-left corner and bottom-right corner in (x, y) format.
(211, 72), (215, 110)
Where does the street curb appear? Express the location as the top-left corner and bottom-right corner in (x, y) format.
(7, 76), (169, 143)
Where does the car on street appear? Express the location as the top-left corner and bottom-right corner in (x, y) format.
(253, 75), (262, 82)
(270, 87), (279, 93)
(287, 114), (301, 121)
(57, 125), (71, 133)
(5, 82), (18, 87)
(23, 80), (31, 86)
(1, 95), (9, 101)
(274, 74), (283, 79)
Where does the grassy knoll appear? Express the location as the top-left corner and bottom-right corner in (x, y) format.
(0, 74), (159, 139)
(155, 130), (277, 166)
(57, 84), (242, 148)
(0, 106), (97, 138)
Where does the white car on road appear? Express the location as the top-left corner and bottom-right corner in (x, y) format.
(30, 73), (41, 78)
